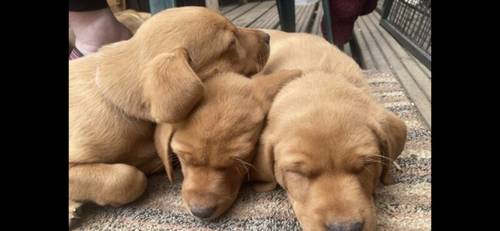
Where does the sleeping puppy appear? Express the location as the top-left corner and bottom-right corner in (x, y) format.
(69, 7), (270, 224)
(258, 29), (369, 91)
(154, 69), (301, 219)
(250, 30), (407, 231)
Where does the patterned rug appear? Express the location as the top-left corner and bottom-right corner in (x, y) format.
(73, 70), (431, 231)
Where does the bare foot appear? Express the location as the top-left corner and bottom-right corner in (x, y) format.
(69, 8), (132, 55)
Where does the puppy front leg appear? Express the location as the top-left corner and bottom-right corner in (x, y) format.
(69, 200), (81, 226)
(69, 163), (148, 223)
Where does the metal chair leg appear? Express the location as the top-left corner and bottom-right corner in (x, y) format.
(149, 0), (176, 15)
(276, 0), (295, 32)
(321, 0), (334, 44)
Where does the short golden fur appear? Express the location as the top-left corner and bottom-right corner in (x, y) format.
(69, 7), (270, 224)
(250, 30), (407, 231)
(154, 69), (301, 219)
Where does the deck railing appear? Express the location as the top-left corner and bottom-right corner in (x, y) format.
(378, 0), (431, 69)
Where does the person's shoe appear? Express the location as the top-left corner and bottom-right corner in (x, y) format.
(69, 47), (85, 60)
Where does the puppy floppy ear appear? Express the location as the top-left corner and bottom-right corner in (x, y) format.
(142, 48), (204, 123)
(251, 69), (302, 111)
(250, 139), (277, 192)
(96, 44), (203, 123)
(371, 110), (407, 185)
(154, 123), (176, 183)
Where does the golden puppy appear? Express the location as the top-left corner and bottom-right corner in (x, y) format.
(154, 69), (301, 219)
(259, 29), (368, 90)
(69, 7), (270, 224)
(250, 30), (407, 231)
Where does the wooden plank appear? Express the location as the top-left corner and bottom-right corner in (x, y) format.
(224, 1), (260, 21)
(311, 2), (323, 35)
(221, 4), (239, 14)
(246, 2), (272, 28)
(298, 4), (313, 32)
(349, 33), (365, 64)
(244, 2), (317, 31)
(294, 5), (307, 32)
(372, 13), (431, 79)
(415, 58), (431, 78)
(277, 4), (305, 31)
(290, 6), (304, 31)
(250, 6), (273, 27)
(352, 22), (375, 69)
(296, 3), (314, 32)
(355, 18), (391, 72)
(206, 0), (219, 12)
(248, 5), (279, 29)
(232, 1), (275, 27)
(358, 16), (430, 128)
(299, 3), (317, 32)
(366, 13), (430, 101)
(308, 3), (319, 32)
(260, 6), (281, 29)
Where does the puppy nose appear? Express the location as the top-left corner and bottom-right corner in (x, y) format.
(263, 33), (270, 44)
(326, 222), (363, 231)
(190, 205), (216, 218)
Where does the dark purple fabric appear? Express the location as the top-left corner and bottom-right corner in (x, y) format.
(321, 0), (378, 46)
(69, 0), (108, 12)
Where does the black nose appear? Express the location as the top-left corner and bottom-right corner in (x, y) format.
(263, 33), (270, 44)
(326, 222), (363, 231)
(190, 205), (216, 218)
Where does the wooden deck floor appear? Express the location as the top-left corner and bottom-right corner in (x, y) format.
(353, 13), (431, 128)
(221, 0), (431, 128)
(221, 1), (320, 32)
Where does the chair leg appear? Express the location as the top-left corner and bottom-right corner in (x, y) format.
(321, 0), (334, 44)
(276, 0), (295, 32)
(149, 0), (176, 15)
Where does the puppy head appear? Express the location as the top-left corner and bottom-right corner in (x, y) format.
(95, 7), (270, 123)
(252, 103), (406, 231)
(154, 69), (301, 219)
(202, 26), (270, 78)
(130, 8), (270, 78)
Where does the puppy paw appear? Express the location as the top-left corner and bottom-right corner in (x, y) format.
(251, 182), (277, 192)
(275, 69), (303, 78)
(69, 200), (82, 228)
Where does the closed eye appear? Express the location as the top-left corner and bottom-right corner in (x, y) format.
(281, 159), (315, 177)
(351, 155), (383, 173)
(284, 168), (313, 178)
(281, 168), (312, 193)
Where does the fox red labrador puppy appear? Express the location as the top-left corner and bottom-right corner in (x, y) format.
(154, 69), (301, 219)
(69, 7), (270, 225)
(251, 30), (407, 231)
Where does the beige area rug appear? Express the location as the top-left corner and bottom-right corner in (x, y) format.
(73, 70), (431, 230)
